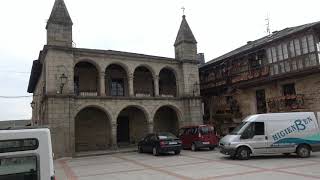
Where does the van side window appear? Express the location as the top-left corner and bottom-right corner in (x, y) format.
(255, 122), (265, 135)
(0, 139), (38, 153)
(193, 128), (198, 135)
(186, 128), (195, 135)
(0, 156), (38, 180)
(242, 123), (255, 138)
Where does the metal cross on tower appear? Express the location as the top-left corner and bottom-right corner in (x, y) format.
(181, 7), (185, 16)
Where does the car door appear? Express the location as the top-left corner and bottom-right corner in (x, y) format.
(240, 122), (268, 154)
(142, 134), (152, 152)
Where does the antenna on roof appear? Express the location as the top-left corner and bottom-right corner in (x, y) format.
(265, 14), (271, 35)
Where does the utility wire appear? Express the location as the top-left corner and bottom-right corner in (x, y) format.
(0, 71), (30, 74)
(0, 95), (33, 99)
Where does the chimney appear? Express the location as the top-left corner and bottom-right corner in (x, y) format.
(197, 53), (205, 64)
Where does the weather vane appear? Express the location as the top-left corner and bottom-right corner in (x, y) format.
(181, 6), (185, 16)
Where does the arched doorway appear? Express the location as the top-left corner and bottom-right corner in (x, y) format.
(105, 64), (129, 96)
(134, 66), (154, 97)
(153, 106), (179, 135)
(117, 106), (148, 146)
(74, 62), (99, 96)
(159, 68), (177, 97)
(75, 107), (111, 152)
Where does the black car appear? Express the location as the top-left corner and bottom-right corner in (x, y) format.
(138, 132), (182, 156)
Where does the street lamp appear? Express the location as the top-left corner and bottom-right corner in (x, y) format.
(30, 101), (35, 109)
(193, 82), (199, 96)
(59, 73), (68, 94)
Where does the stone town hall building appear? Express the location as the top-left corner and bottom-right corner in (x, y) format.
(27, 0), (202, 158)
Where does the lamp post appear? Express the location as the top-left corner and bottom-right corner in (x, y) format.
(30, 101), (35, 109)
(59, 73), (68, 94)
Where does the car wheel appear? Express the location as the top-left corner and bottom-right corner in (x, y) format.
(236, 147), (250, 160)
(138, 146), (143, 153)
(191, 143), (197, 151)
(296, 145), (310, 158)
(209, 147), (215, 150)
(152, 147), (159, 156)
(174, 150), (181, 155)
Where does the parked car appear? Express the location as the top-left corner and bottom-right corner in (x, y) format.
(179, 125), (218, 151)
(219, 112), (320, 160)
(138, 132), (182, 156)
(0, 128), (55, 180)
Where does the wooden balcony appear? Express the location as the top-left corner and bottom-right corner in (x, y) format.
(231, 66), (269, 84)
(267, 94), (305, 112)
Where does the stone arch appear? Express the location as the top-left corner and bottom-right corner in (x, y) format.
(74, 105), (112, 152)
(133, 65), (155, 97)
(105, 62), (131, 78)
(74, 58), (102, 74)
(158, 67), (178, 97)
(133, 64), (156, 78)
(74, 61), (100, 96)
(105, 63), (130, 96)
(74, 104), (112, 121)
(158, 66), (178, 81)
(116, 104), (149, 145)
(153, 104), (182, 135)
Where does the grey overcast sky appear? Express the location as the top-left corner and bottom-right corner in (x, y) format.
(0, 0), (320, 120)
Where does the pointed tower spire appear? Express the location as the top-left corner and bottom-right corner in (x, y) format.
(46, 0), (73, 47)
(174, 15), (197, 61)
(174, 15), (197, 46)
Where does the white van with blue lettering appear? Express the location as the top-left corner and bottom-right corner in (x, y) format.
(219, 112), (320, 160)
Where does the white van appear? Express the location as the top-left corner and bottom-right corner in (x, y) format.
(219, 112), (320, 160)
(0, 128), (55, 180)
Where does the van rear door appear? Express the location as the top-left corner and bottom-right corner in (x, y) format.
(199, 126), (217, 145)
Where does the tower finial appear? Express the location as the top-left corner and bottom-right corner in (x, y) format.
(181, 6), (185, 16)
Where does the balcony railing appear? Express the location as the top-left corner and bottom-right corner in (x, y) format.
(267, 94), (304, 112)
(79, 91), (98, 96)
(200, 66), (269, 90)
(231, 66), (269, 83)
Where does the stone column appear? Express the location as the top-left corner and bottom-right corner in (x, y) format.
(129, 73), (134, 97)
(99, 72), (106, 96)
(111, 122), (118, 149)
(154, 75), (159, 96)
(175, 79), (180, 97)
(148, 121), (154, 133)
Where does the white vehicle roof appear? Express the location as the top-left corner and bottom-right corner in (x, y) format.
(243, 112), (316, 122)
(0, 128), (50, 140)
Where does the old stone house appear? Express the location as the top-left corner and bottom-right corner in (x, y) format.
(27, 0), (202, 158)
(200, 21), (320, 135)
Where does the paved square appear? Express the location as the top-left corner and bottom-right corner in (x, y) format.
(55, 150), (320, 180)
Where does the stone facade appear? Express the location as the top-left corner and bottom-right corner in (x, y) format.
(28, 0), (202, 158)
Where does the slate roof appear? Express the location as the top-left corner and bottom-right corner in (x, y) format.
(174, 15), (197, 46)
(202, 21), (320, 68)
(27, 60), (42, 93)
(47, 0), (73, 26)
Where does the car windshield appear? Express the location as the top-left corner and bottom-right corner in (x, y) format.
(230, 122), (248, 135)
(200, 126), (214, 135)
(157, 132), (177, 140)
